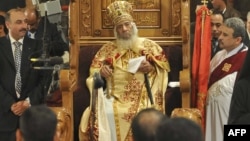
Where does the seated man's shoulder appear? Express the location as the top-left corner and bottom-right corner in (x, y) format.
(104, 40), (118, 47)
(97, 41), (116, 52)
(142, 38), (161, 46)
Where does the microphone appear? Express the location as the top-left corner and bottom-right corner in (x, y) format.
(32, 64), (64, 70)
(30, 56), (64, 65)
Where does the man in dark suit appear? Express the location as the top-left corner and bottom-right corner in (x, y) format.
(24, 7), (69, 105)
(24, 7), (69, 59)
(0, 8), (47, 141)
(210, 11), (224, 59)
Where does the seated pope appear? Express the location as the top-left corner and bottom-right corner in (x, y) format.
(79, 1), (170, 141)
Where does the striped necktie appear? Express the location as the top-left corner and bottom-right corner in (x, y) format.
(13, 41), (22, 97)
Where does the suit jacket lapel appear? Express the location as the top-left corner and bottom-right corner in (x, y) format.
(21, 37), (33, 74)
(1, 36), (16, 70)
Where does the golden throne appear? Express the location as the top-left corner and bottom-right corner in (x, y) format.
(57, 0), (196, 140)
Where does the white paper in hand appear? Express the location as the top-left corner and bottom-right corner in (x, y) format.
(127, 56), (146, 74)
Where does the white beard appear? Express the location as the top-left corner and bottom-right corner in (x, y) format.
(116, 34), (138, 50)
(114, 22), (139, 50)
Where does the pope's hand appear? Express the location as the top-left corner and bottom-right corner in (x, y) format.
(138, 60), (153, 73)
(100, 65), (113, 78)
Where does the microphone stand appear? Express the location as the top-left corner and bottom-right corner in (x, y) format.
(32, 10), (60, 70)
(41, 10), (50, 68)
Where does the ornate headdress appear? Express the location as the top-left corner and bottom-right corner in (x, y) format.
(106, 1), (133, 25)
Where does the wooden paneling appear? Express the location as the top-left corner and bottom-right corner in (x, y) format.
(75, 0), (186, 46)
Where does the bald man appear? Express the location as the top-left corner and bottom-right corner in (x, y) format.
(210, 0), (241, 20)
(24, 8), (68, 55)
(131, 108), (168, 141)
(24, 7), (69, 104)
